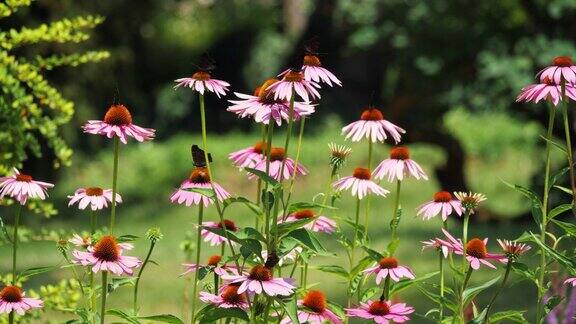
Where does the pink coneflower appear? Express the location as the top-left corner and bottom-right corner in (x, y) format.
(83, 104), (156, 144)
(438, 229), (506, 270)
(373, 146), (428, 182)
(170, 167), (230, 207)
(72, 235), (141, 275)
(201, 220), (239, 246)
(0, 286), (43, 315)
(565, 277), (576, 287)
(537, 56), (576, 84)
(363, 257), (415, 284)
(249, 148), (308, 181)
(227, 79), (315, 126)
(341, 107), (405, 143)
(516, 76), (576, 106)
(497, 239), (531, 259)
(280, 209), (337, 234)
(229, 142), (266, 169)
(300, 54), (342, 87)
(182, 255), (237, 277)
(267, 69), (320, 102)
(281, 290), (342, 324)
(174, 71), (230, 98)
(69, 234), (92, 248)
(346, 300), (415, 323)
(221, 264), (296, 296)
(199, 285), (249, 309)
(417, 191), (463, 221)
(332, 167), (389, 199)
(67, 187), (122, 211)
(421, 238), (450, 257)
(0, 168), (54, 205)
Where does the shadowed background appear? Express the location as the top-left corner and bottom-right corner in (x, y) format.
(2, 0), (576, 322)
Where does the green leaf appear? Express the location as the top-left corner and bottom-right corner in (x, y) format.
(197, 267), (209, 281)
(222, 196), (262, 216)
(278, 295), (299, 324)
(185, 187), (215, 198)
(469, 307), (488, 324)
(463, 276), (501, 306)
(287, 201), (336, 214)
(362, 247), (384, 261)
(117, 234), (139, 242)
(0, 214), (12, 243)
(488, 310), (528, 323)
(552, 219), (576, 237)
(511, 262), (536, 283)
(202, 227), (241, 243)
(241, 227), (266, 243)
(504, 181), (543, 226)
(549, 166), (570, 190)
(283, 228), (327, 254)
(529, 232), (576, 271)
(109, 277), (137, 293)
(17, 266), (55, 280)
(276, 218), (314, 236)
(314, 265), (349, 279)
(239, 238), (263, 260)
(106, 309), (139, 324)
(137, 314), (184, 323)
(548, 204), (573, 221)
(197, 305), (249, 323)
(390, 271), (439, 294)
(245, 167), (279, 187)
(540, 135), (568, 154)
(553, 185), (573, 195)
(261, 189), (275, 212)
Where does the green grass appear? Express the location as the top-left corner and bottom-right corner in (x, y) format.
(1, 117), (542, 323)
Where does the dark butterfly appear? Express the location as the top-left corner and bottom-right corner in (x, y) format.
(191, 144), (212, 168)
(194, 53), (216, 72)
(303, 37), (320, 55)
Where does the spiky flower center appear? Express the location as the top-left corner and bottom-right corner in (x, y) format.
(15, 174), (32, 182)
(283, 70), (304, 82)
(85, 187), (104, 196)
(303, 55), (321, 67)
(217, 219), (238, 231)
(353, 167), (371, 180)
(368, 300), (390, 315)
(379, 257), (399, 269)
(104, 104), (133, 126)
(253, 142), (267, 154)
(270, 147), (286, 161)
(433, 191), (452, 203)
(302, 290), (326, 313)
(192, 71), (211, 81)
(220, 285), (245, 304)
(466, 238), (487, 259)
(553, 56), (573, 67)
(293, 209), (316, 219)
(256, 78), (283, 104)
(360, 108), (384, 121)
(390, 146), (410, 160)
(248, 265), (273, 281)
(93, 235), (120, 262)
(189, 167), (210, 183)
(207, 255), (222, 266)
(0, 286), (23, 303)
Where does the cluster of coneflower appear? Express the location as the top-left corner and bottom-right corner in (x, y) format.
(2, 48), (576, 324)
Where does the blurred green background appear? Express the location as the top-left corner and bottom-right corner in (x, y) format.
(2, 0), (576, 322)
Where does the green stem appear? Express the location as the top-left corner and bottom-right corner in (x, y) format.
(284, 116), (306, 219)
(389, 180), (402, 255)
(562, 92), (575, 201)
(190, 204), (204, 324)
(263, 122), (274, 247)
(363, 141), (374, 238)
(12, 204), (21, 285)
(484, 260), (513, 324)
(536, 102), (556, 324)
(100, 271), (108, 324)
(439, 221), (447, 323)
(461, 210), (471, 272)
(197, 93), (240, 270)
(459, 266), (473, 321)
(133, 241), (155, 314)
(381, 276), (391, 300)
(109, 136), (120, 233)
(351, 197), (361, 267)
